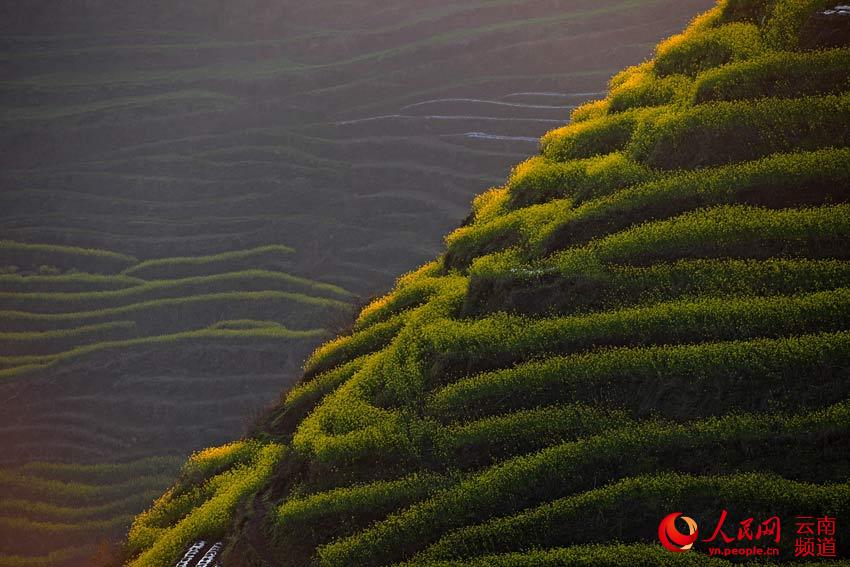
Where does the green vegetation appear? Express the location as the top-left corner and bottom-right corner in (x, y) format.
(0, 240), (136, 274)
(275, 472), (451, 554)
(317, 410), (850, 566)
(0, 466), (180, 507)
(0, 244), (354, 382)
(115, 0), (849, 564)
(541, 107), (660, 162)
(692, 48), (850, 103)
(0, 272), (144, 293)
(653, 22), (764, 76)
(430, 332), (850, 422)
(123, 245), (296, 279)
(303, 315), (407, 379)
(269, 355), (371, 437)
(465, 258), (850, 316)
(418, 472), (849, 562)
(574, 204), (849, 265)
(0, 270), (351, 313)
(446, 147), (850, 269)
(608, 72), (691, 113)
(127, 443), (283, 567)
(629, 93), (850, 169)
(1, 290), (347, 333)
(435, 404), (633, 468)
(533, 147), (850, 254)
(353, 264), (447, 331)
(0, 323), (328, 379)
(0, 321), (138, 357)
(763, 0), (837, 49)
(422, 289), (850, 386)
(505, 152), (656, 208)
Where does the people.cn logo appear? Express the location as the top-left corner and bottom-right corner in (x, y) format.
(659, 512), (699, 552)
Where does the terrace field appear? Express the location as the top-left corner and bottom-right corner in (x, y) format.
(0, 0), (713, 565)
(120, 0), (850, 565)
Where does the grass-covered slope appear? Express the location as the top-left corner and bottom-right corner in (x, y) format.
(126, 1), (850, 565)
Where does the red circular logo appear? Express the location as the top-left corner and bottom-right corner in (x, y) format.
(658, 512), (699, 552)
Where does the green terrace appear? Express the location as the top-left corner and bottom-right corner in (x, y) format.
(0, 244), (353, 371)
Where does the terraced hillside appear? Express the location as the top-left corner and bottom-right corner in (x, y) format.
(0, 1), (714, 565)
(123, 0), (850, 565)
(0, 243), (352, 457)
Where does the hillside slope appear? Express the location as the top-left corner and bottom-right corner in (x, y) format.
(0, 1), (715, 565)
(122, 1), (850, 565)
(121, 0), (850, 565)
